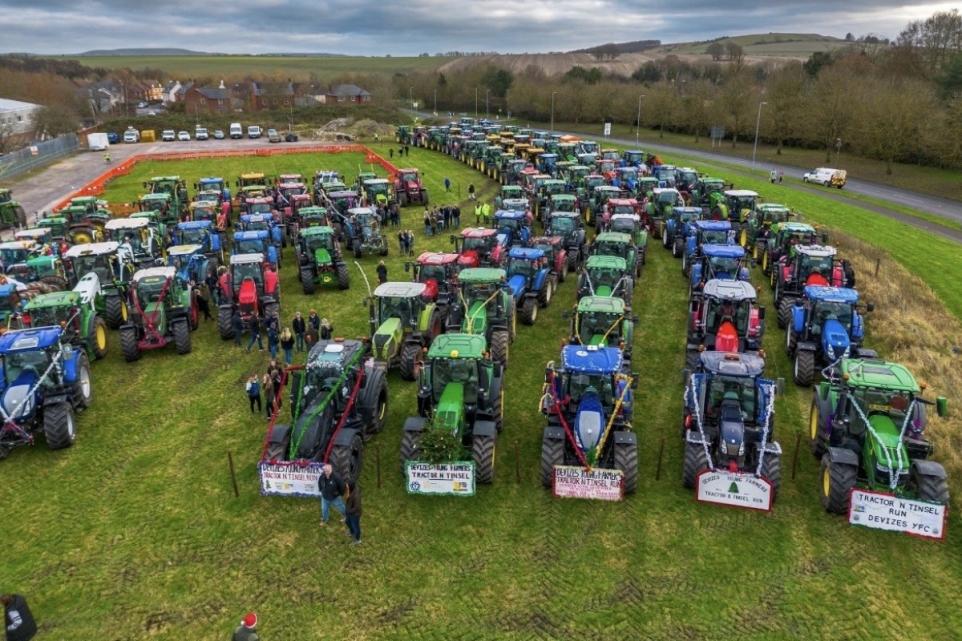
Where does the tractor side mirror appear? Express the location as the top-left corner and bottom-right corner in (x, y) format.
(865, 303), (875, 312)
(758, 305), (766, 320)
(936, 396), (948, 418)
(776, 377), (785, 394)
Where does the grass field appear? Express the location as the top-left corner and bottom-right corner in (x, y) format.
(653, 33), (850, 58)
(2, 145), (962, 641)
(69, 55), (450, 81)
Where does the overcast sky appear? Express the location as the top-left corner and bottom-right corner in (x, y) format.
(0, 1), (955, 55)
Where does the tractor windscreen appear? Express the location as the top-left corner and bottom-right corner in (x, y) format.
(708, 256), (740, 276)
(701, 230), (730, 244)
(3, 348), (51, 386)
(418, 265), (446, 283)
(497, 217), (520, 232)
(71, 254), (111, 283)
(504, 202), (526, 213)
(581, 311), (620, 339)
(595, 241), (626, 259)
(248, 203), (272, 215)
(433, 359), (479, 403)
(657, 192), (681, 206)
(549, 217), (575, 235)
(610, 219), (635, 234)
(566, 372), (613, 405)
(800, 255), (834, 279)
(706, 299), (751, 335)
(813, 301), (853, 330)
(233, 263), (263, 289)
(28, 306), (72, 328)
(193, 205), (216, 219)
(307, 362), (342, 395)
(379, 296), (415, 326)
(463, 236), (493, 252)
(234, 239), (265, 254)
(611, 205), (635, 217)
(0, 247), (31, 265)
(706, 376), (755, 418)
(508, 257), (536, 278)
(179, 228), (207, 244)
(304, 235), (332, 252)
(589, 266), (622, 287)
(136, 277), (168, 307)
(401, 172), (417, 183)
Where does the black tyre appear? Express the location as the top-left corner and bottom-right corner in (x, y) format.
(399, 430), (422, 473)
(217, 305), (234, 340)
(809, 395), (826, 458)
(540, 434), (563, 488)
(777, 298), (793, 329)
(359, 370), (388, 437)
(490, 330), (509, 368)
(43, 402), (76, 450)
(73, 354), (92, 409)
(353, 245), (362, 259)
(87, 315), (108, 360)
(472, 433), (496, 484)
(104, 294), (128, 329)
(672, 237), (683, 258)
(819, 453), (857, 514)
(614, 438), (639, 494)
(682, 441), (710, 489)
(681, 252), (689, 277)
(912, 466), (949, 505)
(399, 342), (421, 381)
(785, 323), (797, 356)
(566, 251), (578, 272)
(661, 226), (669, 248)
(537, 277), (554, 308)
(760, 451), (782, 499)
(520, 297), (538, 325)
(301, 268), (316, 295)
(329, 432), (364, 486)
(119, 326), (140, 362)
(336, 263), (350, 290)
(793, 349), (815, 386)
(173, 320), (191, 355)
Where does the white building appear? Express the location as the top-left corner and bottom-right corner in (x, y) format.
(0, 98), (42, 135)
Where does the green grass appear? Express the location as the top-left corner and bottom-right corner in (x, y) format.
(654, 32), (848, 57)
(3, 146), (962, 641)
(67, 55), (450, 81)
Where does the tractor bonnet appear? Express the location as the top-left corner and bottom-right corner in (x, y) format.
(429, 333), (486, 360)
(699, 351), (765, 377)
(804, 285), (858, 304)
(0, 326), (62, 352)
(702, 244), (745, 258)
(703, 279), (756, 301)
(562, 345), (623, 374)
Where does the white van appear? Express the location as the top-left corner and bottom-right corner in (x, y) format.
(123, 128), (140, 143)
(803, 167), (847, 189)
(229, 122), (243, 139)
(247, 125), (262, 139)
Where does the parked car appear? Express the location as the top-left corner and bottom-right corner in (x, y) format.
(195, 127), (209, 141)
(268, 128), (281, 143)
(123, 129), (139, 143)
(106, 132), (120, 144)
(213, 129), (225, 140)
(285, 131), (299, 143)
(229, 123), (243, 139)
(803, 167), (847, 189)
(161, 129), (176, 142)
(247, 125), (262, 139)
(177, 131), (190, 142)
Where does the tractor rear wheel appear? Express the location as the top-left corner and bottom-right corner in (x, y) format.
(264, 303), (279, 320)
(777, 298), (793, 329)
(173, 320), (191, 355)
(809, 396), (827, 458)
(88, 316), (108, 360)
(336, 263), (350, 290)
(399, 430), (422, 473)
(73, 355), (92, 409)
(399, 342), (422, 381)
(681, 252), (689, 276)
(566, 251), (578, 272)
(912, 466), (949, 505)
(760, 451), (782, 499)
(537, 277), (554, 308)
(104, 295), (127, 329)
(490, 330), (509, 368)
(682, 441), (710, 489)
(217, 306), (234, 340)
(793, 349), (815, 386)
(119, 326), (140, 362)
(540, 434), (563, 488)
(301, 268), (316, 295)
(43, 402), (76, 450)
(472, 433), (496, 484)
(14, 205), (27, 227)
(265, 429), (290, 461)
(520, 297), (538, 325)
(785, 323), (798, 356)
(819, 453), (857, 514)
(329, 433), (364, 486)
(614, 438), (639, 494)
(359, 368), (389, 437)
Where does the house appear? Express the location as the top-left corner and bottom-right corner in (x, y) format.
(250, 81), (295, 111)
(0, 98), (42, 135)
(184, 82), (230, 114)
(162, 81), (182, 104)
(328, 84), (371, 104)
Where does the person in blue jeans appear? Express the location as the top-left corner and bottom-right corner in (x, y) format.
(317, 464), (346, 525)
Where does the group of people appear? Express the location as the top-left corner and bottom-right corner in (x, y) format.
(387, 145), (411, 159)
(245, 358), (284, 419)
(422, 204), (462, 236)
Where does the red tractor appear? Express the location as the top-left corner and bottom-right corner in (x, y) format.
(451, 228), (507, 269)
(217, 253), (280, 339)
(394, 168), (429, 206)
(601, 198), (641, 230)
(530, 236), (569, 283)
(406, 252), (461, 310)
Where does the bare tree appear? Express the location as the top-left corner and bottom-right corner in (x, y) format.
(765, 62), (806, 154)
(706, 42), (725, 61)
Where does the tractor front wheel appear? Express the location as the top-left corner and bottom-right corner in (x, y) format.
(88, 316), (108, 360)
(119, 326), (140, 362)
(329, 433), (364, 486)
(104, 295), (127, 329)
(73, 355), (92, 409)
(472, 434), (496, 484)
(490, 330), (509, 368)
(785, 323), (798, 356)
(614, 438), (639, 494)
(809, 396), (827, 458)
(819, 453), (856, 514)
(777, 298), (793, 329)
(336, 263), (350, 290)
(537, 277), (554, 308)
(301, 268), (316, 295)
(399, 430), (422, 473)
(520, 297), (538, 325)
(793, 349), (815, 386)
(912, 466), (949, 505)
(173, 320), (192, 355)
(359, 367), (389, 437)
(217, 306), (234, 340)
(760, 451), (782, 499)
(540, 434), (563, 488)
(43, 402), (76, 450)
(682, 441), (710, 489)
(672, 237), (684, 258)
(399, 342), (422, 381)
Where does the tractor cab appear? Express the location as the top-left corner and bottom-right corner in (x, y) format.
(453, 228), (506, 268)
(745, 204), (793, 255)
(721, 189), (760, 224)
(237, 172), (267, 191)
(361, 178), (392, 207)
(592, 232), (639, 277)
(607, 213), (647, 251)
(369, 281), (440, 379)
(242, 196), (274, 218)
(64, 242), (132, 288)
(325, 190), (359, 217)
(421, 333), (490, 410)
(690, 244), (750, 292)
(451, 268), (513, 365)
(612, 166), (640, 192)
(530, 236), (568, 279)
(175, 220), (223, 262)
(314, 170), (344, 193)
(786, 245), (843, 289)
(500, 185), (524, 202)
(195, 177), (230, 202)
(239, 212), (283, 245)
(547, 194), (577, 215)
(501, 198), (533, 224)
(621, 150), (644, 167)
(0, 241), (38, 270)
(686, 220), (734, 255)
(166, 244), (209, 284)
(295, 206), (329, 229)
(232, 230), (279, 268)
(194, 190), (222, 206)
(579, 255), (631, 303)
(674, 167), (700, 193)
(130, 211), (167, 244)
(536, 153), (558, 175)
(577, 140), (600, 156)
(646, 187), (684, 233)
(493, 210), (531, 247)
(6, 255), (68, 292)
(104, 218), (159, 266)
(652, 164), (676, 187)
(372, 281), (429, 334)
(224, 253), (277, 316)
(587, 185), (622, 225)
(189, 201), (219, 224)
(662, 206), (703, 255)
(409, 252), (460, 306)
(687, 279), (763, 358)
(297, 225), (336, 258)
(603, 198), (640, 226)
(275, 182), (308, 209)
(394, 168), (427, 206)
(35, 217), (69, 244)
(145, 176), (187, 201)
(690, 177), (728, 209)
(13, 228), (53, 253)
(504, 246), (552, 325)
(138, 192), (173, 223)
(762, 222), (818, 273)
(570, 295), (633, 358)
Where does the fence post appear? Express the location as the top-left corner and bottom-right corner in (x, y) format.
(227, 452), (240, 498)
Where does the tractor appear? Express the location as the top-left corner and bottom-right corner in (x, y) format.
(606, 214), (648, 266)
(345, 207), (388, 257)
(173, 220), (226, 267)
(239, 211), (285, 248)
(323, 190), (360, 221)
(64, 242), (134, 329)
(452, 228), (507, 268)
(400, 333), (503, 483)
(137, 192), (176, 226)
(0, 189), (28, 228)
(232, 230), (280, 269)
(586, 185), (622, 229)
(394, 168), (429, 206)
(689, 177), (728, 211)
(652, 163), (677, 187)
(446, 268), (514, 367)
(104, 218), (160, 267)
(217, 254), (280, 339)
(144, 176), (188, 220)
(682, 220), (735, 277)
(681, 351), (783, 498)
(505, 247), (554, 325)
(661, 206), (704, 257)
(772, 244), (854, 328)
(712, 189), (759, 230)
(530, 236), (569, 284)
(810, 358), (949, 513)
(600, 198), (640, 230)
(313, 170), (344, 198)
(406, 252), (461, 311)
(119, 267), (197, 361)
(264, 338), (388, 485)
(493, 210), (531, 248)
(35, 216), (70, 245)
(592, 231), (642, 278)
(361, 178), (393, 207)
(611, 167), (641, 194)
(568, 295), (634, 361)
(235, 173), (269, 202)
(576, 255), (633, 307)
(188, 200), (221, 226)
(4, 255), (69, 296)
(193, 177), (231, 204)
(689, 244), (751, 293)
(166, 245), (213, 285)
(686, 279), (764, 368)
(0, 327), (92, 459)
(22, 284), (109, 361)
(14, 228), (55, 254)
(0, 241), (37, 271)
(534, 179), (566, 220)
(760, 221), (820, 276)
(744, 204), (794, 256)
(542, 193), (577, 226)
(368, 282), (443, 380)
(786, 286), (875, 386)
(646, 188), (684, 237)
(621, 150), (645, 168)
(297, 226), (349, 293)
(539, 345), (638, 493)
(674, 167), (700, 196)
(546, 211), (587, 272)
(130, 211), (168, 248)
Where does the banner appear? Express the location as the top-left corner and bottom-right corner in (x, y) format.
(603, 122), (612, 137)
(406, 462), (475, 496)
(553, 466), (623, 501)
(849, 489), (947, 541)
(258, 462), (324, 498)
(696, 470), (773, 511)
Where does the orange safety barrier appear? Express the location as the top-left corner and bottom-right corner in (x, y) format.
(52, 144), (397, 211)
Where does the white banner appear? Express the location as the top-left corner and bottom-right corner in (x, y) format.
(258, 462), (324, 498)
(603, 123), (612, 137)
(696, 470), (773, 511)
(406, 462), (475, 496)
(849, 489), (947, 540)
(553, 466), (623, 501)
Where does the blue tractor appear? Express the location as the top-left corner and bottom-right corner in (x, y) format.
(661, 206), (703, 257)
(621, 150), (645, 168)
(173, 220), (225, 267)
(493, 210), (532, 248)
(683, 220), (735, 277)
(232, 230), (280, 268)
(539, 345), (638, 493)
(611, 166), (640, 193)
(195, 176), (230, 203)
(689, 244), (751, 293)
(786, 286), (875, 386)
(505, 247), (554, 326)
(536, 153), (558, 175)
(0, 326), (92, 459)
(239, 212), (285, 248)
(166, 244), (212, 285)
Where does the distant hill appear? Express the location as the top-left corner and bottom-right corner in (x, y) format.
(571, 40), (661, 55)
(78, 48), (207, 56)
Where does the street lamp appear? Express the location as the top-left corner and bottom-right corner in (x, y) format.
(635, 94), (646, 146)
(550, 91), (558, 133)
(751, 100), (767, 171)
(475, 87), (479, 119)
(485, 89), (490, 119)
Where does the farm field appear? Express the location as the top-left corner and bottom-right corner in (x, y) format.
(1, 145), (961, 641)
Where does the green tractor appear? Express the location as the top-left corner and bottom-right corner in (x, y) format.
(118, 266), (197, 362)
(568, 295), (635, 361)
(35, 216), (70, 244)
(368, 282), (443, 381)
(22, 287), (109, 361)
(446, 268), (514, 368)
(592, 231), (642, 278)
(810, 358), (950, 513)
(575, 255), (633, 307)
(144, 176), (188, 221)
(400, 333), (504, 484)
(137, 192), (177, 226)
(0, 188), (28, 228)
(361, 178), (393, 207)
(743, 203), (793, 256)
(104, 217), (161, 267)
(64, 241), (135, 329)
(296, 226), (349, 294)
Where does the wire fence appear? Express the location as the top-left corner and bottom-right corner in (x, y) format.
(0, 134), (79, 181)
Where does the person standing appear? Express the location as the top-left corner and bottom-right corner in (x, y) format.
(308, 309), (320, 338)
(474, 201), (482, 225)
(452, 205), (461, 228)
(481, 201), (492, 226)
(423, 209), (432, 236)
(231, 309), (244, 347)
(262, 373), (274, 419)
(246, 315), (263, 352)
(280, 327), (294, 364)
(317, 463), (346, 526)
(246, 375), (261, 414)
(444, 177), (451, 192)
(319, 318), (333, 341)
(292, 311), (306, 352)
(2, 594), (37, 641)
(442, 206), (450, 230)
(232, 612), (260, 641)
(376, 260), (388, 284)
(266, 314), (279, 360)
(388, 148), (393, 159)
(468, 183), (476, 201)
(397, 230), (407, 255)
(345, 482), (362, 545)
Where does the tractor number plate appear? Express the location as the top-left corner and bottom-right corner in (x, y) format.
(553, 466), (623, 501)
(849, 489), (947, 540)
(696, 470), (773, 512)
